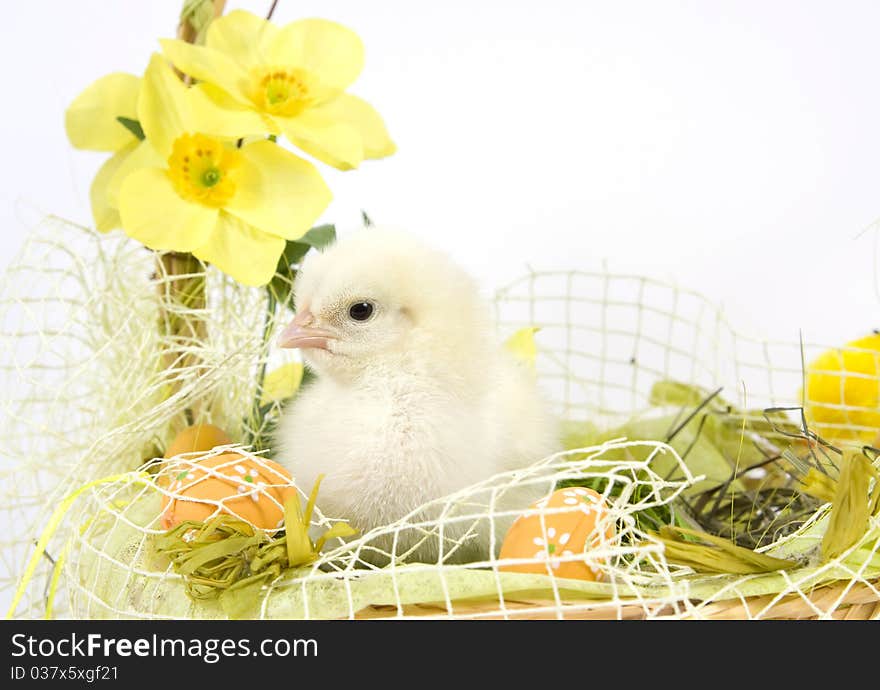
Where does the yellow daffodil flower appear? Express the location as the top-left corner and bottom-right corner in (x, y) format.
(117, 54), (332, 287)
(65, 72), (142, 232)
(159, 10), (395, 171)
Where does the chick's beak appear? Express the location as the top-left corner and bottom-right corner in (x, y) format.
(278, 310), (335, 350)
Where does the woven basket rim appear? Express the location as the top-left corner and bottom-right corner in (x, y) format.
(352, 577), (880, 620)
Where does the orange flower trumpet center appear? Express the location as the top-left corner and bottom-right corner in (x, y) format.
(167, 133), (240, 207)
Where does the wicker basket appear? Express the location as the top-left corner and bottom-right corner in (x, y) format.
(3, 243), (879, 620)
(353, 579), (880, 620)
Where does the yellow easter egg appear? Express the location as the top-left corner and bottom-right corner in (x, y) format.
(499, 487), (614, 581)
(160, 452), (296, 531)
(803, 333), (880, 442)
(164, 423), (232, 459)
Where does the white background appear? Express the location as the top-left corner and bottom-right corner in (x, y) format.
(2, 0), (879, 342)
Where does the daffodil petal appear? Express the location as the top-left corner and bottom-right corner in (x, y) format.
(138, 54), (191, 157)
(277, 112), (364, 170)
(260, 362), (304, 405)
(89, 141), (137, 233)
(106, 139), (165, 207)
(119, 167), (217, 251)
(159, 39), (252, 107)
(196, 81), (258, 114)
(267, 19), (364, 91)
(505, 327), (540, 370)
(308, 93), (396, 160)
(225, 140), (332, 240)
(193, 212), (285, 286)
(205, 9), (278, 68)
(188, 83), (272, 138)
(66, 72), (141, 151)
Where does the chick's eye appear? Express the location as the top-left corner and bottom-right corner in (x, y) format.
(348, 301), (374, 321)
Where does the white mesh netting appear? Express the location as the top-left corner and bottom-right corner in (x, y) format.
(1, 221), (879, 620)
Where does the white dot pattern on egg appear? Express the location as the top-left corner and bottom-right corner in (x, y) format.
(159, 452), (295, 531)
(499, 487), (614, 581)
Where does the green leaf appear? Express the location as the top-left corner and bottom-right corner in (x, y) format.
(116, 116), (145, 141)
(267, 244), (302, 304)
(268, 272), (294, 304)
(268, 226), (336, 304)
(298, 224), (336, 249)
(280, 241), (312, 266)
